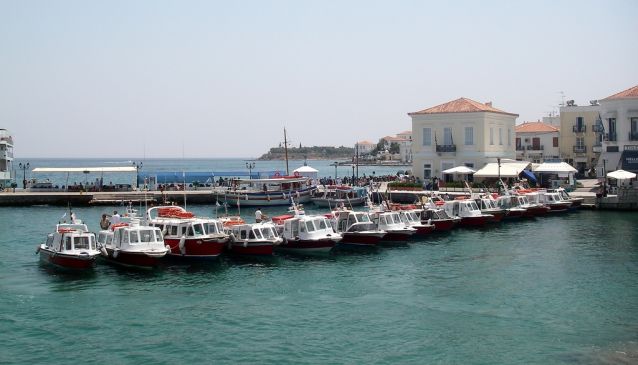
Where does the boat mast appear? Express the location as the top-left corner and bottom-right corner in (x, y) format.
(284, 127), (290, 176)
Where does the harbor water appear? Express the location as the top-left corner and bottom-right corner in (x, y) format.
(1, 159), (638, 364)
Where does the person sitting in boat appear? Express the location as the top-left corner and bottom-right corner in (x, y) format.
(100, 214), (111, 230)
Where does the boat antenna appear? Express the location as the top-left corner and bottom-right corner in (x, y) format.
(284, 127), (290, 176)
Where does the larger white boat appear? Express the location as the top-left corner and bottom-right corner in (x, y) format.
(443, 199), (493, 227)
(212, 176), (315, 206)
(272, 212), (342, 255)
(147, 206), (229, 261)
(37, 222), (101, 270)
(96, 211), (168, 269)
(310, 186), (368, 208)
(329, 209), (385, 247)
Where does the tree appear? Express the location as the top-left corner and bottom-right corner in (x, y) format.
(389, 142), (400, 154)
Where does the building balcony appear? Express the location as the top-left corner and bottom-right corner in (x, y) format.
(592, 124), (604, 133)
(604, 132), (617, 142)
(526, 145), (544, 150)
(516, 145), (525, 151)
(436, 144), (456, 153)
(572, 125), (587, 133)
(629, 132), (638, 141)
(573, 145), (587, 154)
(592, 145), (602, 153)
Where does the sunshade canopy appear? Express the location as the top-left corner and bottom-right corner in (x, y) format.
(293, 165), (319, 173)
(533, 162), (578, 173)
(442, 166), (476, 174)
(607, 169), (637, 180)
(473, 162), (531, 178)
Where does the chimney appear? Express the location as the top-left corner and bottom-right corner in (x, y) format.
(485, 101), (492, 107)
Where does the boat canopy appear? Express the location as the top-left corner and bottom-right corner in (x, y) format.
(138, 171), (282, 184)
(33, 167), (136, 173)
(473, 162), (531, 178)
(234, 177), (309, 184)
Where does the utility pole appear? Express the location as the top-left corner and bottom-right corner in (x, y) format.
(283, 127), (290, 176)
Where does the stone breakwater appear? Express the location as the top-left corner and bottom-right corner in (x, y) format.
(0, 191), (216, 206)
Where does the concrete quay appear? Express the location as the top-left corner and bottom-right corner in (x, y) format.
(0, 190), (217, 207)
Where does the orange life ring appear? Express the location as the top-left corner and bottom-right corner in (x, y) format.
(111, 223), (129, 230)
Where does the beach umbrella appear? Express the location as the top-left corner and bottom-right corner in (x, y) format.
(607, 169), (636, 180)
(442, 166), (476, 174)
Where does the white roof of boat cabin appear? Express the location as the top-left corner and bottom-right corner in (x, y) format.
(293, 165), (319, 173)
(33, 167), (137, 173)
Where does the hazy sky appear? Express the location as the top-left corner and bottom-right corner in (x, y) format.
(1, 0), (637, 158)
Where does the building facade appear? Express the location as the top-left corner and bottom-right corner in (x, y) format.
(355, 140), (375, 155)
(595, 85), (638, 175)
(0, 129), (14, 189)
(410, 97), (518, 182)
(558, 104), (600, 175)
(515, 121), (560, 163)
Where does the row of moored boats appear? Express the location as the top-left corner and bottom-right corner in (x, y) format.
(37, 187), (583, 271)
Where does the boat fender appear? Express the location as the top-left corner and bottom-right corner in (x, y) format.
(35, 245), (40, 254)
(243, 241), (248, 248)
(427, 219), (432, 225)
(165, 244), (172, 253)
(100, 246), (108, 257)
(179, 236), (186, 255)
(113, 249), (119, 259)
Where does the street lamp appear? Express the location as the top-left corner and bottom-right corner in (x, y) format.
(18, 162), (30, 189)
(497, 157), (502, 192)
(132, 161), (143, 189)
(246, 162), (255, 179)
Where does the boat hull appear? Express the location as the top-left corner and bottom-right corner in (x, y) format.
(547, 202), (571, 212)
(428, 219), (457, 232)
(103, 248), (165, 269)
(504, 209), (527, 219)
(164, 237), (226, 260)
(412, 225), (435, 236)
(39, 248), (96, 270)
(459, 215), (491, 227)
(523, 205), (550, 217)
(228, 241), (275, 256)
(213, 188), (315, 206)
(277, 238), (337, 255)
(339, 232), (383, 246)
(381, 230), (415, 242)
(311, 197), (366, 208)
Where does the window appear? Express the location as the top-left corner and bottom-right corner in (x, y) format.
(74, 236), (89, 249)
(507, 129), (511, 146)
(516, 137), (521, 148)
(464, 127), (473, 145)
(608, 118), (617, 141)
(122, 232), (129, 244)
(576, 137), (585, 148)
(140, 230), (154, 242)
(490, 128), (494, 145)
(553, 137), (559, 147)
(422, 128), (431, 146)
(576, 117), (584, 129)
(318, 219), (327, 230)
(423, 163), (432, 179)
(130, 230), (139, 243)
(65, 236), (72, 250)
(443, 127), (452, 145)
(499, 128), (503, 145)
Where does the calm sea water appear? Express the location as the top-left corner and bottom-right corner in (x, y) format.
(2, 160), (638, 364)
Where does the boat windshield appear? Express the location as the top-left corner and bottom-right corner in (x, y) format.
(261, 227), (278, 239)
(469, 202), (480, 211)
(205, 222), (220, 234)
(519, 196), (529, 205)
(304, 220), (316, 232)
(189, 223), (206, 237)
(73, 236), (94, 250)
(249, 229), (263, 240)
(316, 218), (328, 230)
(390, 213), (401, 224)
(354, 213), (370, 223)
(139, 229), (156, 243)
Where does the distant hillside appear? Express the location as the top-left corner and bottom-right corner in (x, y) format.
(258, 146), (354, 160)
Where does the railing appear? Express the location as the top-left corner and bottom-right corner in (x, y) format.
(629, 132), (638, 141)
(573, 145), (587, 153)
(572, 125), (586, 133)
(516, 145), (525, 151)
(526, 145), (544, 150)
(436, 144), (456, 153)
(605, 132), (617, 142)
(593, 124), (604, 133)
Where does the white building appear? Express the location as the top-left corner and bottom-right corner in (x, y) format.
(515, 121), (560, 163)
(355, 140), (375, 156)
(595, 85), (638, 175)
(410, 97), (518, 182)
(0, 129), (14, 189)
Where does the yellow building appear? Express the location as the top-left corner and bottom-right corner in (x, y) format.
(559, 103), (600, 175)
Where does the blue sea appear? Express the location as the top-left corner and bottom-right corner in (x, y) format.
(1, 158), (638, 364)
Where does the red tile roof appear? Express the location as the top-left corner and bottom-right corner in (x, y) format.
(603, 85), (638, 100)
(408, 97), (518, 117)
(515, 121), (559, 133)
(357, 140), (374, 145)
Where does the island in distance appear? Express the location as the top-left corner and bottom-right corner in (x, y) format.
(257, 145), (354, 161)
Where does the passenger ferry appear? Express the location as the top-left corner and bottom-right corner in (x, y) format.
(211, 175), (315, 207)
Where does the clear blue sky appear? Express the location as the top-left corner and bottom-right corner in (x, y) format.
(1, 0), (637, 158)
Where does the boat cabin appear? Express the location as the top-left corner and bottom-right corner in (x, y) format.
(47, 227), (97, 253)
(444, 200), (482, 218)
(97, 226), (164, 249)
(230, 223), (280, 242)
(282, 216), (336, 240)
(331, 211), (377, 233)
(151, 220), (226, 239)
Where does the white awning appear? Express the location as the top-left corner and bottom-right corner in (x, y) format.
(442, 166), (476, 174)
(607, 169), (636, 180)
(533, 162), (578, 173)
(235, 177), (309, 183)
(293, 165), (319, 173)
(32, 167), (137, 173)
(473, 162), (531, 178)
